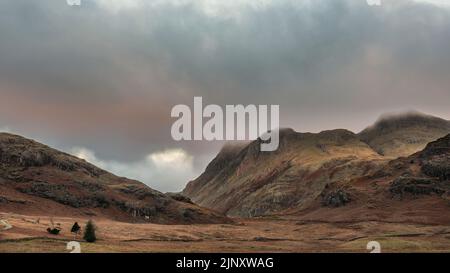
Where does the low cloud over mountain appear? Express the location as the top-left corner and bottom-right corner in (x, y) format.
(1, 0), (450, 191)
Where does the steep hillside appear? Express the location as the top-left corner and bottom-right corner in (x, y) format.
(0, 133), (229, 224)
(358, 112), (450, 157)
(183, 129), (386, 217)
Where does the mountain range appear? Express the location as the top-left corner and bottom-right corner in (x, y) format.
(1, 111), (449, 226)
(183, 112), (450, 225)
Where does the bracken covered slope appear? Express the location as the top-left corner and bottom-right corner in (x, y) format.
(0, 133), (230, 224)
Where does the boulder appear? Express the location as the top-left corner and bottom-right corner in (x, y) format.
(322, 189), (351, 207)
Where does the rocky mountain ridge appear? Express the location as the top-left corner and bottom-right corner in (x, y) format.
(183, 112), (450, 222)
(0, 133), (230, 224)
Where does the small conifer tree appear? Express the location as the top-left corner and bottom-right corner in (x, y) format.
(83, 220), (97, 243)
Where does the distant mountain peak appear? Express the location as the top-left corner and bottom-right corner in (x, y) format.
(359, 111), (450, 157)
(361, 111), (450, 134)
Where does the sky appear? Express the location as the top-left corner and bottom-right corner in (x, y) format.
(0, 0), (450, 192)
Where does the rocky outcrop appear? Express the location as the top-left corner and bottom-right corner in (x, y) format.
(390, 176), (447, 197)
(386, 135), (450, 201)
(166, 193), (194, 204)
(321, 189), (351, 207)
(422, 158), (450, 181)
(419, 135), (450, 181)
(420, 134), (450, 158)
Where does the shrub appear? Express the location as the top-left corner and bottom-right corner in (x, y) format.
(71, 222), (81, 235)
(47, 227), (61, 235)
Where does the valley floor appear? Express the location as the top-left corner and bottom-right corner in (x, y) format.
(0, 212), (449, 253)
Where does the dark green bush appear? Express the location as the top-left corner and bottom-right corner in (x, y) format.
(83, 220), (97, 243)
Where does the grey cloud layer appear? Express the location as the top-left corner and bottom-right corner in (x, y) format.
(1, 0), (449, 191)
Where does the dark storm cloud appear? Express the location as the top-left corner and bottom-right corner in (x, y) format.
(1, 0), (449, 191)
